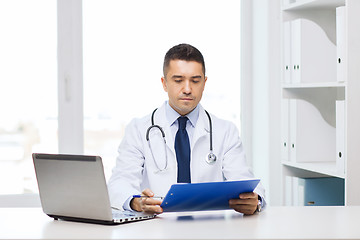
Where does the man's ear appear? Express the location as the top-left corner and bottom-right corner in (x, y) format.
(161, 77), (168, 92)
(203, 76), (208, 90)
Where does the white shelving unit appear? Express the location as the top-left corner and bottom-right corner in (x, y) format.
(280, 0), (360, 206)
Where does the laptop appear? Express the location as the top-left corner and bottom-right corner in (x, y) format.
(32, 153), (156, 225)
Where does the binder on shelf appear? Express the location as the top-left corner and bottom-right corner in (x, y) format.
(336, 100), (345, 175)
(292, 177), (305, 206)
(281, 99), (290, 161)
(336, 6), (346, 83)
(289, 99), (297, 162)
(284, 176), (293, 206)
(289, 99), (336, 163)
(283, 21), (291, 83)
(290, 177), (344, 206)
(290, 18), (336, 83)
(304, 178), (344, 206)
(290, 19), (300, 83)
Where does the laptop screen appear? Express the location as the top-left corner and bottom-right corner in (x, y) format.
(33, 153), (113, 221)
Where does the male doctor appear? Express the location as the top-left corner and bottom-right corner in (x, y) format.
(108, 43), (265, 215)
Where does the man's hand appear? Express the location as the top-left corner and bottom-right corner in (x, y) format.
(130, 189), (163, 214)
(229, 192), (259, 215)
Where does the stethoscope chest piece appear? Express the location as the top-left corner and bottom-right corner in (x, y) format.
(206, 152), (217, 164)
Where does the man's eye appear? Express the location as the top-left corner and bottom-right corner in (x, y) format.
(192, 80), (200, 83)
(175, 79), (182, 83)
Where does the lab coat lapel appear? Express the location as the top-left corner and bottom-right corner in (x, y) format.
(154, 104), (175, 155)
(191, 106), (210, 149)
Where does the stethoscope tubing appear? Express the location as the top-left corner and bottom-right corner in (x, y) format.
(204, 110), (213, 152)
(146, 108), (216, 172)
(149, 108), (213, 151)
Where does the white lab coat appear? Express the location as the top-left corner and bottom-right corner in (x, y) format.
(108, 103), (265, 210)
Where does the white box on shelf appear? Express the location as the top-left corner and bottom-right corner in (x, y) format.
(336, 6), (346, 83)
(336, 100), (345, 175)
(289, 99), (336, 163)
(290, 18), (336, 83)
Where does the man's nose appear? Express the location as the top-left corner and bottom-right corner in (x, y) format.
(183, 80), (191, 94)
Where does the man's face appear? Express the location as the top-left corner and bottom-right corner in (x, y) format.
(161, 60), (207, 116)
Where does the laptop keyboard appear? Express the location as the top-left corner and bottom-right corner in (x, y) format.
(112, 210), (136, 218)
(112, 209), (156, 223)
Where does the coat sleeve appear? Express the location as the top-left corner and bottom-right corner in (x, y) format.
(107, 118), (145, 210)
(221, 121), (266, 204)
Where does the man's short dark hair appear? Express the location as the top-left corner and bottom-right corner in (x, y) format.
(163, 43), (206, 77)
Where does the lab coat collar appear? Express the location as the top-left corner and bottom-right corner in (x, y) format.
(154, 102), (210, 152)
(165, 101), (199, 128)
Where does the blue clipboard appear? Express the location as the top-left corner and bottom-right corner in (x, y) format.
(160, 179), (260, 212)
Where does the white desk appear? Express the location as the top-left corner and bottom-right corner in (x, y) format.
(1, 206), (359, 240)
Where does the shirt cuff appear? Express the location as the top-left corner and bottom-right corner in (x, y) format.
(122, 196), (134, 211)
(258, 195), (266, 209)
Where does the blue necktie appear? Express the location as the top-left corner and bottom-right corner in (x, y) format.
(175, 116), (191, 183)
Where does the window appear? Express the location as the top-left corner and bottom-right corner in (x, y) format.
(0, 0), (241, 197)
(83, 0), (241, 178)
(0, 0), (57, 194)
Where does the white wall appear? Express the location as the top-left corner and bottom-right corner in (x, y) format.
(0, 194), (41, 207)
(266, 0), (282, 206)
(58, 0), (84, 154)
(241, 0), (282, 206)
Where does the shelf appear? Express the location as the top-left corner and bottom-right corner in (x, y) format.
(282, 82), (345, 89)
(282, 0), (344, 44)
(282, 161), (344, 179)
(283, 0), (344, 11)
(279, 0), (360, 206)
(282, 85), (344, 127)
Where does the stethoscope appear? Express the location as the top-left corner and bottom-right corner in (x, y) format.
(145, 108), (217, 172)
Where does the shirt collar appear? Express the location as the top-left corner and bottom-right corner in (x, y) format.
(165, 101), (199, 128)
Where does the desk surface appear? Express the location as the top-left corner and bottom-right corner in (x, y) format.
(1, 206), (359, 240)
